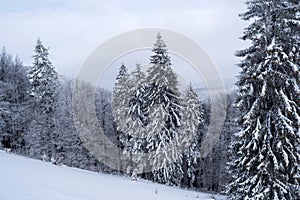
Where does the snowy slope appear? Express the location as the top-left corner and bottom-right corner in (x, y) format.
(0, 151), (226, 200)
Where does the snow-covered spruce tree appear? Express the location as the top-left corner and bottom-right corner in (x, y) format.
(127, 63), (148, 177)
(180, 83), (204, 187)
(27, 39), (59, 162)
(145, 33), (183, 185)
(112, 64), (133, 174)
(227, 0), (300, 199)
(128, 63), (148, 126)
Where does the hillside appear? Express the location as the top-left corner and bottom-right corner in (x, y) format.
(0, 151), (226, 200)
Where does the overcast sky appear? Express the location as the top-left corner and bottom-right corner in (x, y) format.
(0, 0), (250, 89)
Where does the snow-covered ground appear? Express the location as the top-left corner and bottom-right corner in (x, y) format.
(0, 151), (226, 200)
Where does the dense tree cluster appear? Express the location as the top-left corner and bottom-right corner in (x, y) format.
(111, 34), (234, 188)
(0, 41), (114, 173)
(0, 48), (29, 153)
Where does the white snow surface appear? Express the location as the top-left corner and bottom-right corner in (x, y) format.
(0, 151), (226, 200)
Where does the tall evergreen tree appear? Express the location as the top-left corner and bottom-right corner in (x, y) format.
(127, 63), (148, 177)
(145, 33), (183, 185)
(180, 84), (204, 187)
(227, 0), (300, 199)
(27, 39), (59, 161)
(112, 64), (133, 173)
(128, 63), (148, 126)
(112, 64), (131, 133)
